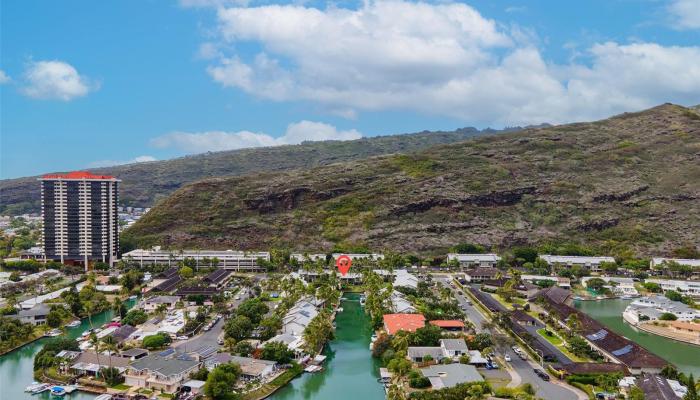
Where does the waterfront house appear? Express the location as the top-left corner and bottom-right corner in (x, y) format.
(623, 296), (700, 324)
(125, 353), (201, 393)
(265, 333), (305, 359)
(10, 303), (50, 325)
(282, 298), (320, 335)
(206, 353), (277, 382)
(539, 255), (616, 273)
(389, 290), (416, 313)
(447, 253), (501, 269)
(420, 364), (484, 389)
(383, 313), (426, 335)
(521, 275), (571, 288)
(581, 276), (638, 296)
(70, 351), (131, 376)
(645, 279), (700, 299)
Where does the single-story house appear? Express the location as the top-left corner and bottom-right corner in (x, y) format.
(120, 348), (149, 361)
(429, 320), (465, 332)
(181, 380), (206, 396)
(440, 339), (469, 358)
(420, 364), (484, 389)
(407, 347), (444, 363)
(70, 351), (131, 376)
(207, 353), (277, 381)
(143, 295), (180, 311)
(383, 314), (426, 335)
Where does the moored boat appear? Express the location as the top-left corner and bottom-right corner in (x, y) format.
(66, 320), (81, 328)
(50, 386), (66, 396)
(45, 329), (62, 337)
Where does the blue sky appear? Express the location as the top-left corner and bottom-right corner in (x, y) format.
(1, 0), (699, 179)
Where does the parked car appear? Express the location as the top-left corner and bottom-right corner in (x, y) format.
(504, 354), (512, 362)
(534, 369), (550, 381)
(176, 335), (188, 340)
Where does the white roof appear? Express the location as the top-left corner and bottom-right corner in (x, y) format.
(332, 253), (384, 260)
(447, 253), (501, 262)
(652, 258), (700, 267)
(540, 255), (615, 265)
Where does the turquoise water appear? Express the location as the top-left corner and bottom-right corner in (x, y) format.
(0, 299), (136, 400)
(575, 298), (700, 375)
(269, 292), (385, 400)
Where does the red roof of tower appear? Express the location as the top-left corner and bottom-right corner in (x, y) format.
(41, 171), (116, 180)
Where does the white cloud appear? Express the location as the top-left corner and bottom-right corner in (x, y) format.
(21, 60), (96, 101)
(0, 70), (10, 84)
(89, 155), (157, 168)
(200, 0), (700, 125)
(668, 0), (700, 30)
(151, 120), (362, 153)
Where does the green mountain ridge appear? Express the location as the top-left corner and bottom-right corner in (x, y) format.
(123, 103), (700, 258)
(0, 126), (510, 215)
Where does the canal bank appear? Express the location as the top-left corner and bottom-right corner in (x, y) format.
(0, 298), (136, 400)
(575, 298), (700, 376)
(269, 292), (385, 400)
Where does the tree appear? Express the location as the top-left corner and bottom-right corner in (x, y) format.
(261, 341), (295, 363)
(685, 374), (697, 400)
(629, 386), (646, 400)
(122, 309), (148, 326)
(303, 310), (334, 354)
(204, 362), (241, 400)
(100, 367), (124, 386)
(233, 341), (254, 357)
(659, 312), (678, 321)
(179, 266), (194, 279)
(585, 278), (607, 291)
(8, 271), (21, 282)
(258, 315), (282, 341)
(410, 325), (442, 347)
(236, 298), (269, 324)
(665, 290), (683, 302)
(142, 333), (171, 349)
(225, 315), (253, 341)
(46, 309), (63, 328)
(387, 358), (412, 377)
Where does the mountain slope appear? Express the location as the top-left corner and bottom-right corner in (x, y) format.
(0, 127), (504, 215)
(125, 104), (700, 256)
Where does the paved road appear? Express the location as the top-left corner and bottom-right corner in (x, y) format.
(436, 277), (583, 400)
(174, 288), (251, 353)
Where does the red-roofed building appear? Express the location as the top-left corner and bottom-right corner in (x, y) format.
(383, 314), (426, 335)
(39, 171), (121, 270)
(429, 320), (465, 332)
(42, 171), (117, 180)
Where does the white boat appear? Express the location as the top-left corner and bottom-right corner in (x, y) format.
(50, 386), (66, 396)
(46, 329), (62, 337)
(95, 395), (113, 400)
(304, 365), (323, 373)
(66, 320), (81, 328)
(30, 383), (51, 394)
(25, 382), (44, 392)
(128, 295), (137, 300)
(337, 307), (343, 312)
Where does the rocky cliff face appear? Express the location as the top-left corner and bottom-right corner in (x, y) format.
(123, 104), (700, 257)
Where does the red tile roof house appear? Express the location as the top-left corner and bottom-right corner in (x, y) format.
(429, 320), (465, 332)
(383, 314), (426, 335)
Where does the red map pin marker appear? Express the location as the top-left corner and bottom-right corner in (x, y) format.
(336, 255), (352, 276)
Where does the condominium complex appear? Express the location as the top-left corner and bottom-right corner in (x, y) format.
(40, 171), (120, 269)
(122, 247), (271, 271)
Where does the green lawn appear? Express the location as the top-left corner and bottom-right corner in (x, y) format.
(111, 384), (131, 390)
(536, 328), (563, 346)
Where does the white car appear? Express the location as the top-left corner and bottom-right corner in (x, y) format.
(177, 335), (188, 340)
(504, 354), (512, 362)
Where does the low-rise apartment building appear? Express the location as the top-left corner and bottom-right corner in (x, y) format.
(122, 247), (270, 271)
(645, 279), (700, 299)
(447, 253), (501, 268)
(539, 255), (616, 273)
